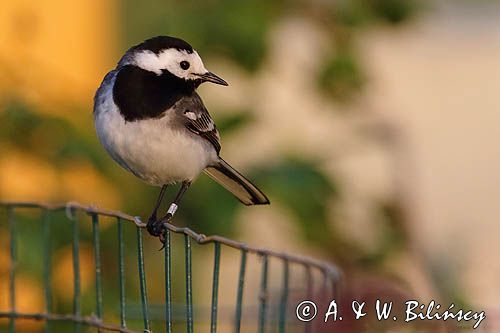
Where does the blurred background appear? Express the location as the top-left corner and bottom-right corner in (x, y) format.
(1, 0), (499, 332)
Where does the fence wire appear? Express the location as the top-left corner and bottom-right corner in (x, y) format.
(0, 201), (341, 333)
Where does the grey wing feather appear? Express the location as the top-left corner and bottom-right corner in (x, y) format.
(175, 93), (221, 154)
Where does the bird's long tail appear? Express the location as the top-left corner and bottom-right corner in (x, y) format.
(204, 158), (270, 205)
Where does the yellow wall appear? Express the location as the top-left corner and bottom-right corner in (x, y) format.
(0, 1), (121, 205)
(0, 0), (118, 110)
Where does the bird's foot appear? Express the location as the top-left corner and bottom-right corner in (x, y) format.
(146, 215), (165, 238)
(158, 213), (173, 244)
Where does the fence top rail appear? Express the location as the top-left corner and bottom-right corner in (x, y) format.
(1, 201), (341, 280)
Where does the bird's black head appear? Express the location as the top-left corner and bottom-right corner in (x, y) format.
(118, 36), (228, 86)
(112, 36), (227, 121)
(131, 36), (194, 55)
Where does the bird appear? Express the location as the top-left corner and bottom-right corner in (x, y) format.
(93, 36), (269, 239)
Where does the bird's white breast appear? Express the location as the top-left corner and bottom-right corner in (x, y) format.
(94, 71), (216, 186)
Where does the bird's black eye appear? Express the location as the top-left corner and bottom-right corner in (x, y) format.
(180, 61), (190, 70)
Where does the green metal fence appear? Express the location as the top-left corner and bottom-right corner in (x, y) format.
(0, 201), (341, 332)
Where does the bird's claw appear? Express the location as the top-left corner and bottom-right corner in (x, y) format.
(146, 216), (164, 238)
(158, 226), (167, 247)
(147, 213), (174, 248)
(158, 213), (174, 241)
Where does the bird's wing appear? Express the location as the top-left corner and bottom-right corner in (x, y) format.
(175, 93), (221, 154)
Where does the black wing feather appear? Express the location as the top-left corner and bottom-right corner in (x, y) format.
(178, 94), (221, 154)
(186, 118), (221, 153)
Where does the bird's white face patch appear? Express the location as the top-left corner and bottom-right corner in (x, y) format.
(134, 48), (207, 79)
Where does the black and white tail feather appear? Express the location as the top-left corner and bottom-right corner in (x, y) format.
(204, 158), (269, 205)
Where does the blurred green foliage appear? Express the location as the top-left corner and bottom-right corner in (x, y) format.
(318, 50), (366, 102)
(370, 0), (417, 24)
(358, 202), (408, 267)
(0, 101), (103, 169)
(254, 159), (337, 246)
(337, 0), (417, 26)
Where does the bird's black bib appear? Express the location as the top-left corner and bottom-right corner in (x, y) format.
(113, 65), (199, 122)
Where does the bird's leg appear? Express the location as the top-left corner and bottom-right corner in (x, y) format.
(157, 181), (191, 242)
(162, 181), (191, 222)
(146, 185), (168, 237)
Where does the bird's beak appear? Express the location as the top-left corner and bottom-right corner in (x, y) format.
(196, 71), (228, 86)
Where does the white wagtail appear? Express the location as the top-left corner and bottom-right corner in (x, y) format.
(93, 36), (269, 238)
